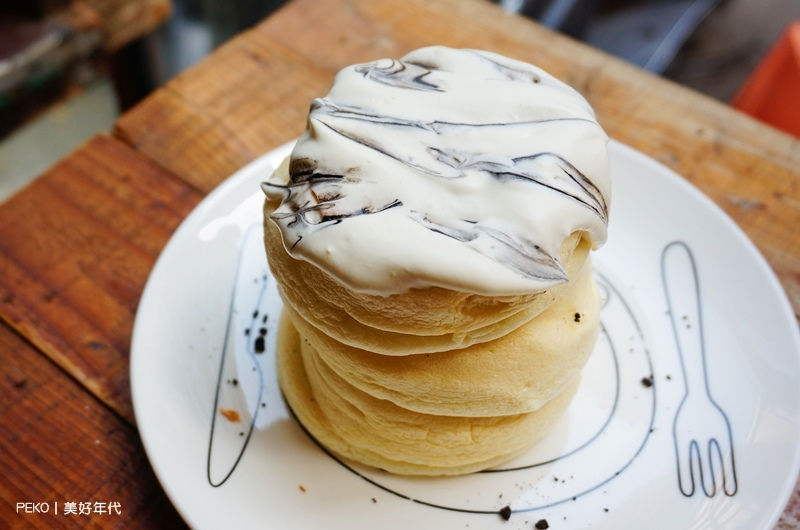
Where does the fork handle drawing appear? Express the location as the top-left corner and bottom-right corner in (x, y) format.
(663, 241), (709, 394)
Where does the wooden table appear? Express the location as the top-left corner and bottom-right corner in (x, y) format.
(2, 0), (798, 527)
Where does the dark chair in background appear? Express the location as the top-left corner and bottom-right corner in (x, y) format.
(499, 0), (723, 73)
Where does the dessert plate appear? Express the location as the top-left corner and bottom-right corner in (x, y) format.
(131, 140), (800, 529)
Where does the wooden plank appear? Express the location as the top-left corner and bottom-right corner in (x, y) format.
(0, 134), (202, 422)
(255, 0), (800, 316)
(0, 321), (188, 529)
(114, 29), (333, 194)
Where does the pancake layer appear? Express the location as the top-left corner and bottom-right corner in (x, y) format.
(282, 254), (599, 417)
(277, 313), (582, 476)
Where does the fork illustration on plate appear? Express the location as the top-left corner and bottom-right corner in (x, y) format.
(662, 241), (738, 498)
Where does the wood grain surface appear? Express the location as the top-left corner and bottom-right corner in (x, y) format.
(0, 134), (201, 423)
(0, 321), (188, 529)
(2, 0), (798, 528)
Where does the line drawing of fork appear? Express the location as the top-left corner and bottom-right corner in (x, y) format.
(662, 240), (738, 498)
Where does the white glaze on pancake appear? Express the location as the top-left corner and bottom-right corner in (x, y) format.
(263, 46), (610, 296)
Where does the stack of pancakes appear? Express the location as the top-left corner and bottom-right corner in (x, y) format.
(264, 161), (601, 476)
(261, 47), (610, 476)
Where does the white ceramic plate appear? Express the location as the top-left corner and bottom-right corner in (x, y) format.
(131, 140), (800, 530)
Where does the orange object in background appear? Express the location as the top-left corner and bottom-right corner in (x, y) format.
(731, 21), (800, 138)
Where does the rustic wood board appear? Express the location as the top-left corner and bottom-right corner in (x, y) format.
(0, 134), (202, 423)
(0, 320), (188, 529)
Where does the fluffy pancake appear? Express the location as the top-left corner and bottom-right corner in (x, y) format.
(276, 313), (581, 476)
(282, 254), (599, 417)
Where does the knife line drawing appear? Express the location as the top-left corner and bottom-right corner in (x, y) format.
(662, 240), (738, 498)
(207, 224), (273, 488)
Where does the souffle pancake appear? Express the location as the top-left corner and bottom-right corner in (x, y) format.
(261, 46), (611, 475)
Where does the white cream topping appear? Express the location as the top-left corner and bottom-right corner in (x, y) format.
(262, 46), (610, 296)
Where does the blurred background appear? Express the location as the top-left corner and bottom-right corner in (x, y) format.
(1, 0), (798, 201)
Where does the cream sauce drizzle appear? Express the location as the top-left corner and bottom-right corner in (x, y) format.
(262, 46), (610, 296)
